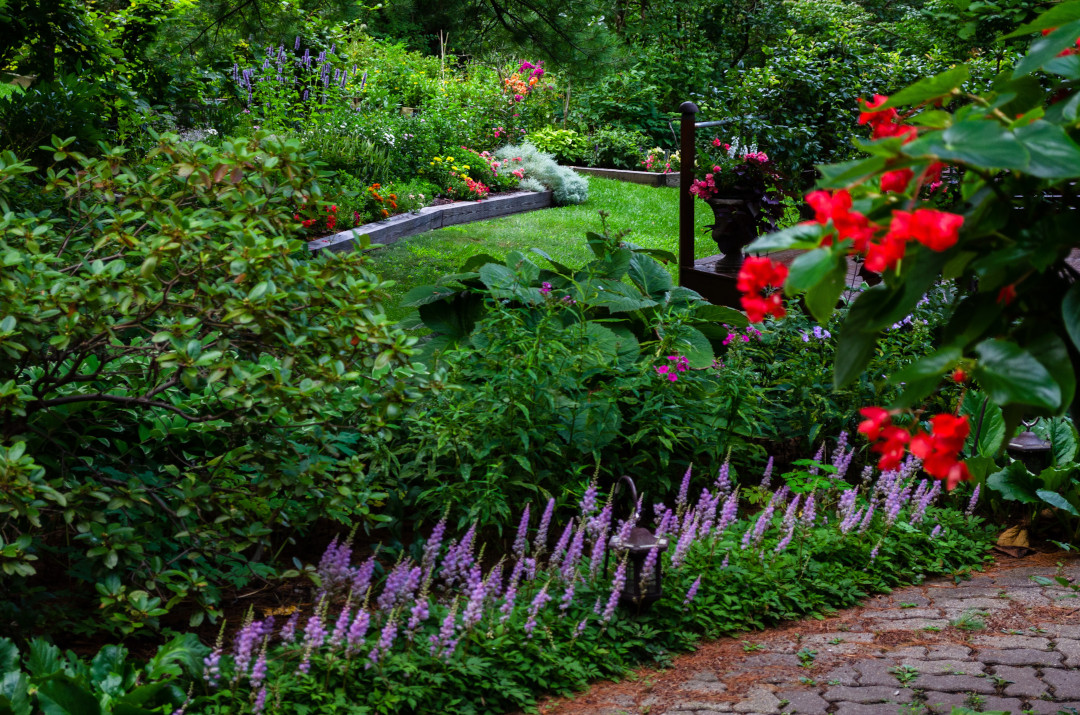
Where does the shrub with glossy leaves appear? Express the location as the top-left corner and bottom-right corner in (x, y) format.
(0, 133), (428, 636)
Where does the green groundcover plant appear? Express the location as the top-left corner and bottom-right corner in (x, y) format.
(170, 452), (990, 714)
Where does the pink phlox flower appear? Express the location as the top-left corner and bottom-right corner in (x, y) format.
(540, 282), (552, 295)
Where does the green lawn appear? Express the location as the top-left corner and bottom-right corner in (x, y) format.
(365, 177), (719, 320)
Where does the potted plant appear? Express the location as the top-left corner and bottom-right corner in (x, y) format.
(689, 137), (784, 271)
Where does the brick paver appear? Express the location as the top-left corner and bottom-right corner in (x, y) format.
(534, 556), (1080, 715)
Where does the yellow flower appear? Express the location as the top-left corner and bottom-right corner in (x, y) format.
(463, 165), (470, 170)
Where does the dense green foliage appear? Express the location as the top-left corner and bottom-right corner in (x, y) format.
(0, 135), (426, 636)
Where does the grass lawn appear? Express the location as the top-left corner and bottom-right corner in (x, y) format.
(365, 177), (719, 320)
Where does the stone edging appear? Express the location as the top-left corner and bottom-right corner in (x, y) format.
(571, 166), (680, 188)
(307, 190), (553, 254)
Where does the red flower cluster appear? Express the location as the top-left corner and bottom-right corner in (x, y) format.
(805, 189), (964, 273)
(1041, 27), (1080, 55)
(858, 95), (917, 143)
(858, 407), (972, 489)
(326, 204), (338, 232)
(736, 257), (788, 323)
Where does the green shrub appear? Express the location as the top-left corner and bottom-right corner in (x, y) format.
(495, 142), (588, 205)
(587, 126), (650, 169)
(527, 126), (589, 164)
(0, 133), (429, 637)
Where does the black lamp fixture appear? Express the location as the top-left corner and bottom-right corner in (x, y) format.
(1006, 419), (1053, 473)
(605, 475), (668, 606)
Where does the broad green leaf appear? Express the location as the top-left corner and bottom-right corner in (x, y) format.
(1013, 121), (1080, 178)
(834, 327), (880, 388)
(973, 339), (1061, 410)
(401, 284), (461, 308)
(986, 461), (1040, 503)
(660, 324), (715, 368)
(785, 248), (836, 293)
(1028, 333), (1076, 415)
(1064, 282), (1080, 352)
(880, 65), (970, 109)
(961, 390), (1006, 458)
(1037, 488), (1080, 516)
(1005, 2), (1080, 38)
(529, 248), (574, 276)
(1014, 19), (1080, 76)
(0, 672), (30, 715)
(0, 639), (17, 674)
(746, 223), (823, 253)
(894, 346), (963, 384)
(417, 292), (484, 338)
(623, 242), (678, 264)
(693, 304), (749, 327)
(1041, 54), (1080, 80)
(627, 253), (673, 298)
(816, 156), (889, 189)
(803, 259), (848, 324)
(904, 120), (1029, 171)
(459, 253), (500, 272)
(591, 247), (632, 280)
(579, 322), (620, 358)
(1049, 417), (1079, 465)
(36, 674), (102, 715)
(587, 279), (659, 313)
(478, 263), (541, 304)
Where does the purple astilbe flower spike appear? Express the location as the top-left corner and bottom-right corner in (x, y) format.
(744, 498), (778, 549)
(677, 464), (693, 513)
(367, 616), (398, 668)
(330, 606), (351, 650)
(721, 553), (730, 568)
(837, 489), (857, 520)
(809, 444), (825, 475)
(930, 524), (942, 538)
(559, 578), (576, 612)
(461, 564), (487, 629)
(298, 613), (327, 674)
(802, 493), (816, 527)
(500, 560), (524, 623)
(684, 576), (701, 605)
(602, 558), (627, 623)
(316, 536), (353, 598)
(252, 686), (267, 714)
(858, 502), (876, 533)
(524, 583), (552, 636)
(251, 645), (268, 689)
(561, 524), (586, 580)
(761, 456), (774, 489)
(782, 494), (802, 530)
(512, 505), (530, 558)
(869, 544), (880, 562)
(351, 554), (376, 598)
(202, 647), (222, 688)
(588, 503), (613, 579)
(580, 483), (598, 516)
(966, 484), (981, 516)
(638, 510), (672, 589)
(716, 491), (739, 536)
(485, 562), (504, 602)
(422, 518), (446, 583)
(442, 524), (476, 587)
(715, 460), (732, 496)
(406, 594), (429, 640)
(534, 498), (555, 554)
(376, 562), (409, 612)
(671, 512), (700, 568)
(840, 505), (863, 535)
(575, 618), (588, 637)
(552, 521), (574, 564)
(430, 599), (460, 659)
(347, 609), (370, 655)
(697, 489), (721, 537)
(280, 612), (300, 643)
(774, 524), (795, 553)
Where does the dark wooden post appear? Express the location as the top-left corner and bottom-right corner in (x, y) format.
(678, 101), (699, 280)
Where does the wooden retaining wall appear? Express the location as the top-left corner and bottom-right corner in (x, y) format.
(571, 166), (680, 188)
(308, 190), (554, 254)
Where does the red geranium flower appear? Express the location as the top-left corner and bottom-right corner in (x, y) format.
(880, 168), (914, 193)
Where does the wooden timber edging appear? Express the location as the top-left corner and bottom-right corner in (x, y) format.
(307, 190), (554, 254)
(571, 166), (680, 188)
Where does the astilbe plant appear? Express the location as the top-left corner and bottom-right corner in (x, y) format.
(192, 451), (991, 714)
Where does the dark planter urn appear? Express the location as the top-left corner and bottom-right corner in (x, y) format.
(704, 191), (764, 273)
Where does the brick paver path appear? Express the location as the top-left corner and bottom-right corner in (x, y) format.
(537, 556), (1080, 715)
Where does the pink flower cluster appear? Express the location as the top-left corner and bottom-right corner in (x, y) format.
(656, 354), (690, 381)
